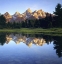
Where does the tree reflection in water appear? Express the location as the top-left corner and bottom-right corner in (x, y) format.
(0, 33), (6, 45)
(0, 33), (62, 58)
(53, 36), (62, 57)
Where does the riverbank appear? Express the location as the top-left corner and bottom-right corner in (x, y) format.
(0, 28), (62, 36)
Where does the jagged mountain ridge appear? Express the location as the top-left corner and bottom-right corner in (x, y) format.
(3, 8), (54, 23)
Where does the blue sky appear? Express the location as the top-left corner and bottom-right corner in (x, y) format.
(0, 0), (62, 15)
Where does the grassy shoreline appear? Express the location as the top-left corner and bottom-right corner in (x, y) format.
(0, 28), (62, 36)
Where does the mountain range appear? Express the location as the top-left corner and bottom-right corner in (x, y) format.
(3, 8), (55, 23)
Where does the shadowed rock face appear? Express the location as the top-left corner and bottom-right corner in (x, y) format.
(3, 9), (54, 23)
(11, 12), (26, 23)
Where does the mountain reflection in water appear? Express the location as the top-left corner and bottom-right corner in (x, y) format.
(0, 33), (62, 58)
(6, 34), (46, 47)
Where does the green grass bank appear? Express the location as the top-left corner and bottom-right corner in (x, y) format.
(0, 28), (62, 36)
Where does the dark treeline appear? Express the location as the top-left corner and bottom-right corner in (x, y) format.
(0, 3), (62, 29)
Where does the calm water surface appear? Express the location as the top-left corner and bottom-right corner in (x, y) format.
(0, 33), (62, 64)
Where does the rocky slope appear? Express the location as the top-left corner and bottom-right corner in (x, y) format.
(4, 12), (12, 23)
(3, 8), (54, 23)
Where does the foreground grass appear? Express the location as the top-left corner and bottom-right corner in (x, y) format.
(0, 28), (62, 36)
